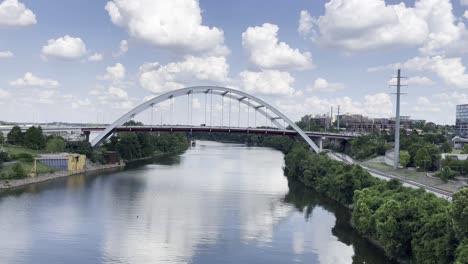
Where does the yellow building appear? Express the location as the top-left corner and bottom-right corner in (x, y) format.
(67, 154), (86, 173)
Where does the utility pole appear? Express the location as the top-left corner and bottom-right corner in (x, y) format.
(393, 69), (402, 170)
(337, 105), (340, 130)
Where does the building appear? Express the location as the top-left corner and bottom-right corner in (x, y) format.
(456, 104), (468, 137)
(336, 114), (425, 132)
(300, 114), (331, 130)
(36, 153), (86, 173)
(309, 114), (331, 130)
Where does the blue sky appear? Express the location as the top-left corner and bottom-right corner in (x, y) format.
(1, 0), (468, 125)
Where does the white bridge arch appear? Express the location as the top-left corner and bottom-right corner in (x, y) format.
(91, 86), (321, 153)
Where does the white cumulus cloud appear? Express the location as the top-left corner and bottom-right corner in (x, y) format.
(311, 0), (468, 55)
(242, 23), (313, 70)
(119, 39), (128, 54)
(308, 78), (344, 92)
(407, 76), (435, 86)
(41, 35), (87, 60)
(0, 0), (36, 26)
(108, 86), (128, 100)
(9, 72), (60, 89)
(99, 63), (126, 83)
(88, 53), (103, 62)
(0, 50), (13, 58)
(375, 56), (468, 89)
(239, 70), (295, 96)
(105, 0), (228, 56)
(0, 88), (10, 99)
(298, 10), (315, 37)
(139, 56), (229, 94)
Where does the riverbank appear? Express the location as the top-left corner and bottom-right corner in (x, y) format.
(0, 162), (125, 190)
(285, 145), (467, 263)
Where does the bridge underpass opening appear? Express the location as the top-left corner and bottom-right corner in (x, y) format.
(90, 86), (322, 153)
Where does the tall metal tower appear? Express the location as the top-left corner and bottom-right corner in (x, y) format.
(392, 69), (403, 170)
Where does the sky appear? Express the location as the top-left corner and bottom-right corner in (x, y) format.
(1, 0), (468, 125)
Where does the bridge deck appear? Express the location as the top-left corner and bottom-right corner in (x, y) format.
(81, 126), (357, 139)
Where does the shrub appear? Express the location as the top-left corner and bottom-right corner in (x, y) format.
(11, 163), (26, 179)
(16, 153), (34, 162)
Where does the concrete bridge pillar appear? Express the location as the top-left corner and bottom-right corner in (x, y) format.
(313, 137), (324, 152)
(83, 131), (90, 142)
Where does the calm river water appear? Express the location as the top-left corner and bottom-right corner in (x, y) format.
(0, 141), (394, 264)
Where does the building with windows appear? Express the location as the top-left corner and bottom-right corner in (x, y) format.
(336, 114), (425, 132)
(456, 104), (468, 137)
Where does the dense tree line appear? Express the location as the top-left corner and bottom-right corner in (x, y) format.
(284, 144), (468, 263)
(7, 125), (47, 149)
(103, 121), (189, 161)
(192, 132), (296, 153)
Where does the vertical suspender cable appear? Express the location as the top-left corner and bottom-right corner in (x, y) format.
(151, 104), (154, 127)
(210, 90), (213, 127)
(238, 100), (241, 127)
(190, 93), (193, 126)
(170, 97), (173, 126)
(254, 108), (257, 128)
(247, 98), (250, 128)
(229, 92), (232, 128)
(187, 93), (190, 125)
(221, 94), (224, 126)
(204, 92), (207, 125)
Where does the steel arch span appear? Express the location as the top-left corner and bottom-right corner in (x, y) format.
(91, 86), (321, 152)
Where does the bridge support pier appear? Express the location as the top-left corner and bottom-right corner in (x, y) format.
(314, 138), (323, 152)
(83, 131), (90, 142)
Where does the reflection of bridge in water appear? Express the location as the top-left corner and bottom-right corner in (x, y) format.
(87, 86), (359, 152)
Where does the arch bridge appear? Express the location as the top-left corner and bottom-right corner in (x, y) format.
(89, 86), (355, 153)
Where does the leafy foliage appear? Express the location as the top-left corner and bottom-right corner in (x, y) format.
(399, 150), (410, 167)
(284, 143), (466, 262)
(45, 137), (66, 153)
(349, 134), (390, 160)
(11, 163), (26, 179)
(105, 132), (189, 161)
(7, 125), (24, 145)
(23, 126), (46, 150)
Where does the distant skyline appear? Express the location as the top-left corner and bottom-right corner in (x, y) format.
(1, 0), (468, 125)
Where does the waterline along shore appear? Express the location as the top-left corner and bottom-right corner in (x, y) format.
(0, 163), (125, 190)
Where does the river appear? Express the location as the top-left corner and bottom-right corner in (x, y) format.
(0, 141), (394, 264)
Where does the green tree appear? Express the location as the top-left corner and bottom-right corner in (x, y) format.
(455, 240), (468, 264)
(45, 137), (66, 153)
(462, 144), (468, 154)
(440, 142), (452, 153)
(7, 125), (23, 145)
(0, 132), (4, 144)
(439, 166), (458, 182)
(115, 133), (142, 160)
(399, 150), (410, 167)
(374, 199), (409, 258)
(412, 212), (455, 263)
(23, 126), (46, 149)
(66, 141), (93, 157)
(11, 163), (26, 179)
(450, 188), (468, 241)
(414, 148), (431, 171)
